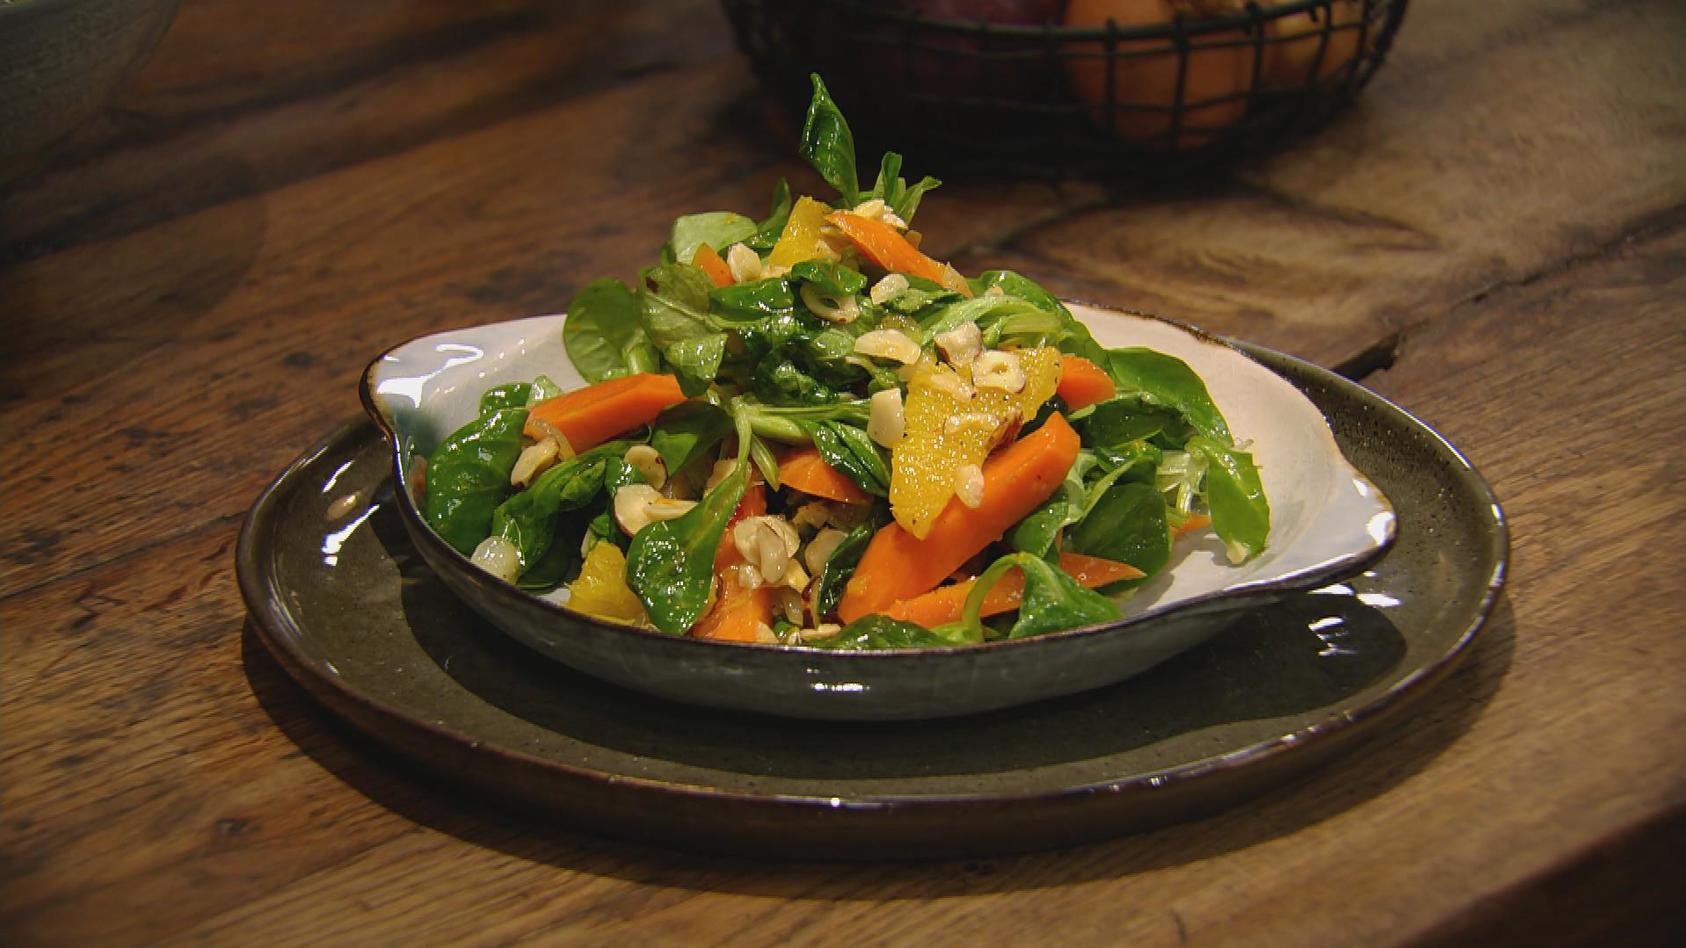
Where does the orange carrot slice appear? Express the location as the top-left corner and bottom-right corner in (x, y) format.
(837, 413), (1081, 624)
(521, 373), (686, 451)
(694, 483), (774, 641)
(825, 211), (950, 284)
(778, 445), (871, 504)
(714, 483), (767, 573)
(882, 552), (1144, 628)
(692, 573), (776, 643)
(1057, 354), (1116, 411)
(1173, 512), (1212, 538)
(691, 243), (734, 288)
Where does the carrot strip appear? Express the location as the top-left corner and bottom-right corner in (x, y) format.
(825, 211), (949, 284)
(1057, 354), (1116, 411)
(692, 574), (776, 643)
(778, 445), (871, 504)
(882, 552), (1145, 628)
(714, 483), (767, 573)
(521, 373), (686, 451)
(1173, 512), (1212, 538)
(691, 243), (734, 288)
(837, 413), (1081, 624)
(693, 483), (774, 641)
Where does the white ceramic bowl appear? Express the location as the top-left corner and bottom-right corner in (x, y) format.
(362, 303), (1395, 720)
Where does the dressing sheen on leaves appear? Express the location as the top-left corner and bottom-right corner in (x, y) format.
(418, 73), (1270, 649)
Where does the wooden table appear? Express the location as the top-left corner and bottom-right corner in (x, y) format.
(4, 1), (1683, 943)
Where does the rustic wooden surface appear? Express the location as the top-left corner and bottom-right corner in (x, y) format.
(4, 0), (1684, 944)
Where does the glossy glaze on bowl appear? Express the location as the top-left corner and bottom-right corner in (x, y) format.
(359, 305), (1395, 720)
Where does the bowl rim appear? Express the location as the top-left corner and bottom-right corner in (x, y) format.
(359, 302), (1397, 660)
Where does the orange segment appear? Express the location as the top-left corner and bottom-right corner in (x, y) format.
(889, 346), (1061, 538)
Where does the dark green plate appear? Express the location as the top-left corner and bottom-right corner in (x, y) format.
(237, 345), (1505, 859)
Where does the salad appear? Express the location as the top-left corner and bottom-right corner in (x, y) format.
(418, 76), (1269, 650)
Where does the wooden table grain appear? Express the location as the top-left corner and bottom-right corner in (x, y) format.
(4, 0), (1684, 944)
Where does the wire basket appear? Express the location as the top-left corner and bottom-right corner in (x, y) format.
(721, 0), (1408, 176)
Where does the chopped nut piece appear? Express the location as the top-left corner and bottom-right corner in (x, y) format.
(732, 515), (801, 585)
(869, 273), (911, 306)
(775, 586), (806, 625)
(732, 562), (764, 591)
(954, 464), (985, 508)
(850, 198), (908, 230)
(622, 444), (667, 490)
(613, 484), (696, 536)
(704, 458), (736, 492)
(973, 349), (1027, 393)
(778, 559), (810, 592)
(525, 419), (576, 459)
(799, 282), (859, 324)
(791, 502), (832, 532)
(470, 536), (522, 584)
(803, 527), (848, 574)
(797, 623), (844, 642)
(725, 242), (762, 283)
(853, 328), (921, 364)
(868, 387), (906, 448)
(511, 438), (561, 488)
(933, 321), (982, 367)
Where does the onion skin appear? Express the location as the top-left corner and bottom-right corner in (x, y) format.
(1062, 0), (1260, 148)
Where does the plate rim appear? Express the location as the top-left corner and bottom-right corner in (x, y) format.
(238, 327), (1508, 824)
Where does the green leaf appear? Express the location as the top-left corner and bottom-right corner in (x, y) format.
(527, 375), (563, 404)
(422, 407), (529, 555)
(624, 416), (753, 634)
(1188, 435), (1270, 563)
(638, 263), (717, 349)
(662, 333), (727, 396)
(1106, 348), (1232, 443)
(1070, 480), (1171, 583)
(1007, 555), (1122, 639)
(888, 176), (941, 226)
(478, 382), (531, 413)
(514, 511), (587, 592)
(734, 397), (870, 444)
(489, 448), (622, 570)
(746, 178), (794, 252)
(917, 295), (1048, 347)
(790, 259), (868, 296)
(649, 401), (731, 476)
(804, 615), (963, 650)
(800, 74), (860, 206)
(968, 270), (1070, 316)
(1009, 492), (1069, 560)
(710, 277), (797, 324)
(749, 435), (782, 490)
(756, 349), (845, 406)
(864, 151), (941, 225)
(668, 211), (757, 265)
(1080, 394), (1190, 448)
(807, 420), (890, 497)
(564, 279), (658, 383)
(812, 507), (887, 618)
